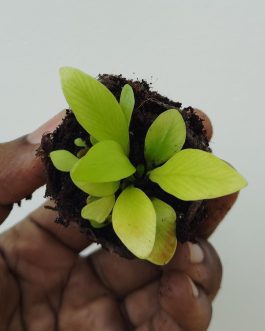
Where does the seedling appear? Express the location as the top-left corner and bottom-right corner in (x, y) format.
(50, 67), (247, 265)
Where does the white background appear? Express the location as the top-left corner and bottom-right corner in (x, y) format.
(0, 1), (264, 330)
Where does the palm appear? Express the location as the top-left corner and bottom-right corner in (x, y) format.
(0, 214), (131, 331)
(0, 204), (221, 331)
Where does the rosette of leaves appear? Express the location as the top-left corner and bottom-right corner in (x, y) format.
(50, 67), (247, 265)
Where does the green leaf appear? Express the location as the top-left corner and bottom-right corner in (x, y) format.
(149, 149), (248, 201)
(70, 140), (136, 184)
(120, 84), (135, 127)
(86, 195), (100, 203)
(147, 198), (177, 265)
(75, 181), (119, 197)
(74, 138), (87, 147)
(90, 135), (98, 145)
(81, 195), (115, 223)
(50, 150), (78, 172)
(89, 220), (109, 229)
(144, 109), (186, 168)
(112, 187), (156, 259)
(60, 67), (129, 154)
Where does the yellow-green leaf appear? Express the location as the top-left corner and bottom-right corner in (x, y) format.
(60, 67), (129, 154)
(81, 195), (115, 223)
(74, 181), (119, 197)
(50, 150), (78, 172)
(74, 138), (87, 147)
(144, 109), (186, 168)
(120, 84), (135, 127)
(112, 187), (156, 259)
(90, 135), (98, 145)
(70, 140), (136, 184)
(147, 198), (177, 265)
(149, 149), (247, 201)
(89, 220), (109, 229)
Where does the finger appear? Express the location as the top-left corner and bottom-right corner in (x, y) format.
(160, 271), (212, 331)
(90, 250), (160, 298)
(59, 296), (127, 331)
(135, 311), (183, 331)
(0, 208), (78, 283)
(0, 136), (45, 222)
(0, 205), (13, 223)
(24, 202), (91, 252)
(165, 240), (222, 301)
(0, 252), (20, 330)
(0, 111), (65, 223)
(198, 192), (239, 238)
(193, 108), (213, 141)
(125, 239), (221, 328)
(150, 311), (183, 331)
(123, 281), (159, 327)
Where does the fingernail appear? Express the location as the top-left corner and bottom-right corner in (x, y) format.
(27, 110), (66, 144)
(188, 242), (204, 264)
(187, 275), (199, 297)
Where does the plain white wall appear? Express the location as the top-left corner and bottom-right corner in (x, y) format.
(0, 1), (264, 330)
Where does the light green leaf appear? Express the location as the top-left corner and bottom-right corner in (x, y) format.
(112, 187), (156, 259)
(70, 140), (135, 184)
(60, 67), (129, 154)
(90, 135), (98, 145)
(74, 181), (119, 196)
(144, 109), (186, 168)
(81, 195), (115, 223)
(50, 150), (78, 172)
(89, 220), (109, 229)
(74, 138), (87, 147)
(147, 198), (177, 265)
(149, 149), (248, 201)
(86, 195), (100, 204)
(120, 84), (135, 127)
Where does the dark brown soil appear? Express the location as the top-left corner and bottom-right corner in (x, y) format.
(38, 74), (211, 259)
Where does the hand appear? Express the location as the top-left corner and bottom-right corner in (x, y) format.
(0, 111), (238, 331)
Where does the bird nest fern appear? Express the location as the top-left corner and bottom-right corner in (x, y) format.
(50, 67), (247, 265)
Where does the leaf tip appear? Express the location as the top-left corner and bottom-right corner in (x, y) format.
(59, 66), (70, 79)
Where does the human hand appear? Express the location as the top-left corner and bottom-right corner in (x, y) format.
(0, 111), (237, 331)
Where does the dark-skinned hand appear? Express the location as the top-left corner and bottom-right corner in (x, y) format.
(0, 110), (238, 331)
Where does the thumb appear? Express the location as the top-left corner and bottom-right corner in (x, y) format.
(197, 192), (239, 239)
(0, 111), (65, 222)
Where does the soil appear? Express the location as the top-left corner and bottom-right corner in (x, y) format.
(38, 74), (211, 259)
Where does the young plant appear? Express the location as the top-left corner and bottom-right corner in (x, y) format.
(50, 67), (247, 265)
